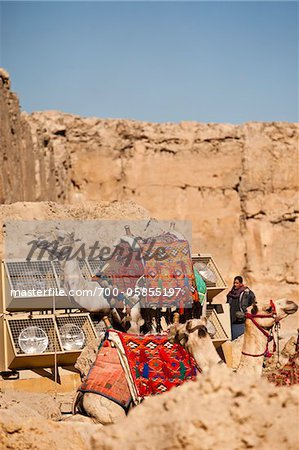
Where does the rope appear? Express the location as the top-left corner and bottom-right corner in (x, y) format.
(275, 322), (281, 368)
(53, 292), (58, 401)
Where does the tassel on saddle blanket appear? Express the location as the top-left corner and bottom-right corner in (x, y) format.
(266, 354), (299, 386)
(266, 334), (299, 387)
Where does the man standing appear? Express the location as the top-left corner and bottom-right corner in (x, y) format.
(227, 276), (255, 340)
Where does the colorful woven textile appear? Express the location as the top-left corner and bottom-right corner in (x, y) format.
(100, 240), (144, 294)
(78, 342), (132, 411)
(139, 232), (196, 308)
(266, 354), (299, 386)
(193, 267), (206, 306)
(111, 330), (198, 399)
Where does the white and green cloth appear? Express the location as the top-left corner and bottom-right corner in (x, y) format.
(193, 267), (207, 306)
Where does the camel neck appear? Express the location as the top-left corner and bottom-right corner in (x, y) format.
(238, 320), (268, 376)
(190, 338), (222, 372)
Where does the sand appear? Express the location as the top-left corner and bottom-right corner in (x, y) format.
(1, 365), (298, 450)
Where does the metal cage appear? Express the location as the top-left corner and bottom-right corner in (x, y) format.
(1, 259), (107, 312)
(86, 259), (107, 276)
(56, 314), (97, 352)
(5, 260), (57, 293)
(7, 316), (62, 355)
(0, 312), (97, 371)
(1, 314), (62, 370)
(207, 308), (229, 342)
(192, 254), (227, 302)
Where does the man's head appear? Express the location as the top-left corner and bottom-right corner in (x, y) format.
(233, 275), (243, 289)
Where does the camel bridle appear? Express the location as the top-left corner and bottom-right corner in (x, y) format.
(241, 300), (281, 358)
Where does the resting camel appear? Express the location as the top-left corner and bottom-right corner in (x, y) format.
(76, 316), (222, 424)
(168, 317), (222, 372)
(237, 298), (298, 376)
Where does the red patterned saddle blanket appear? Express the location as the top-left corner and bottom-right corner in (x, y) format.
(266, 353), (299, 387)
(78, 331), (198, 410)
(78, 342), (132, 411)
(111, 330), (198, 400)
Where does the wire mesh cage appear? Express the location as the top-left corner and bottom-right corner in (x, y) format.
(56, 314), (97, 352)
(192, 254), (227, 302)
(192, 255), (225, 288)
(4, 259), (107, 296)
(7, 316), (62, 355)
(86, 259), (107, 276)
(1, 313), (98, 371)
(91, 318), (107, 338)
(2, 259), (108, 311)
(206, 309), (229, 341)
(5, 260), (57, 296)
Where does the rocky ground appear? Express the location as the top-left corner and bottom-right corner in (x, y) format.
(1, 364), (298, 450)
(0, 388), (101, 450)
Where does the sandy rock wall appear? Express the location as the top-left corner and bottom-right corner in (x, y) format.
(0, 69), (36, 203)
(0, 200), (149, 260)
(25, 112), (299, 300)
(0, 70), (298, 300)
(0, 69), (58, 203)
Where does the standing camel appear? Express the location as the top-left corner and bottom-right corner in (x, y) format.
(238, 298), (298, 376)
(35, 230), (144, 332)
(35, 230), (110, 312)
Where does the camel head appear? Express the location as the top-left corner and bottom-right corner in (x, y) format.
(248, 298), (298, 328)
(169, 317), (223, 372)
(54, 230), (77, 246)
(34, 230), (79, 263)
(238, 298), (298, 376)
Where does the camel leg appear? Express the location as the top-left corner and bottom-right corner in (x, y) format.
(221, 341), (233, 368)
(82, 393), (126, 425)
(72, 391), (83, 415)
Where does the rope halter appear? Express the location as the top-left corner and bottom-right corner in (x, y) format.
(241, 300), (280, 358)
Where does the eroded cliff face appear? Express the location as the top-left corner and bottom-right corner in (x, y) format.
(0, 69), (36, 203)
(25, 111), (299, 299)
(0, 69), (58, 203)
(0, 70), (298, 299)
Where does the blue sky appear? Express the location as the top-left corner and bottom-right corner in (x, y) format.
(0, 1), (297, 123)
